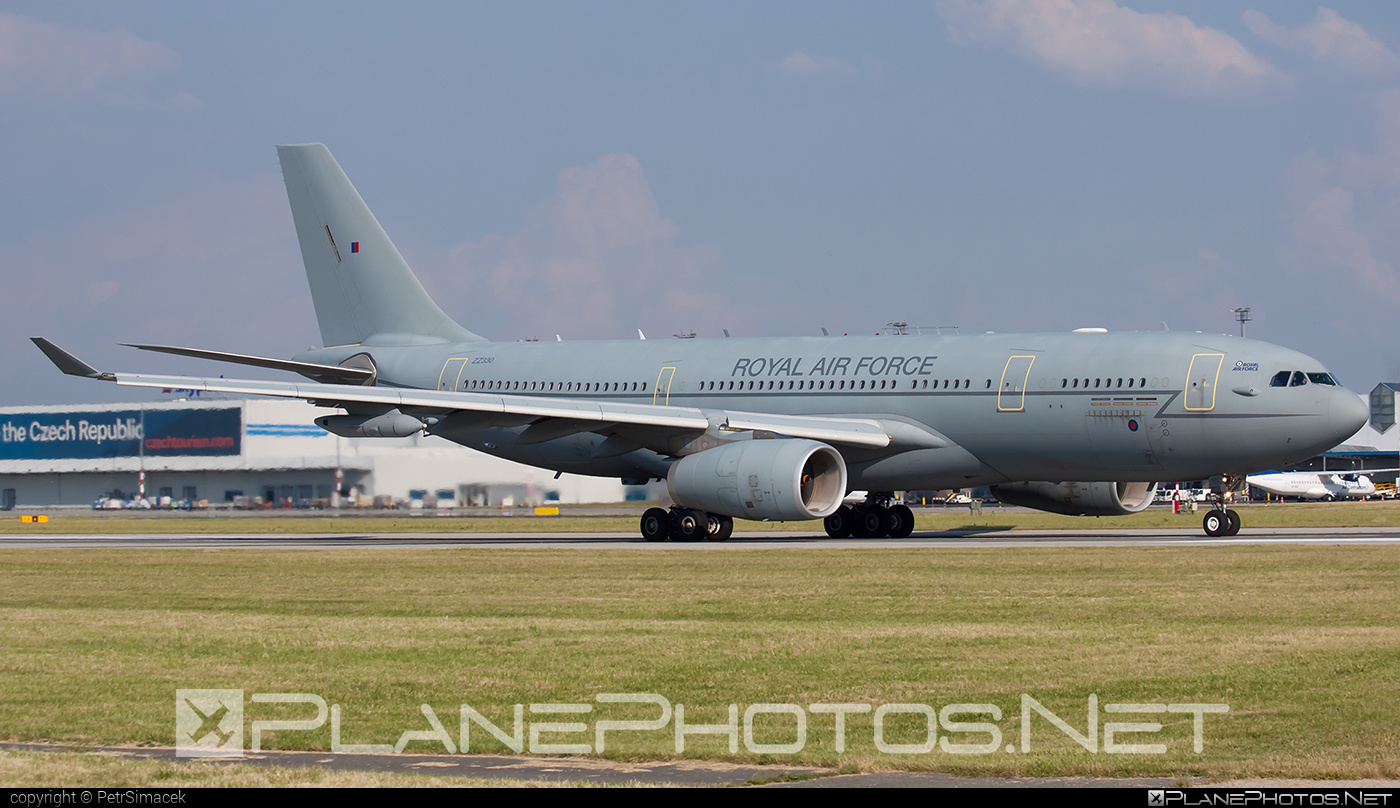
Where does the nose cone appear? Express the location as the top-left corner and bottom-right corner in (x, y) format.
(1330, 391), (1369, 444)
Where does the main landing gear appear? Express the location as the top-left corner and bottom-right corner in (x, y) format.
(1201, 474), (1245, 537)
(640, 507), (734, 542)
(823, 493), (915, 539)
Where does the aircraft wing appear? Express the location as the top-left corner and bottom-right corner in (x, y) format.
(32, 339), (892, 450)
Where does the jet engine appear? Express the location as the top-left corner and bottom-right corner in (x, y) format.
(667, 439), (847, 521)
(989, 481), (1158, 516)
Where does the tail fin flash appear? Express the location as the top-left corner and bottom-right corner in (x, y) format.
(277, 144), (483, 347)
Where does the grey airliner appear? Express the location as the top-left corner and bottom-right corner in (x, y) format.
(34, 144), (1369, 540)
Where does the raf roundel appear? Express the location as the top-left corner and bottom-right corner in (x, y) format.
(1128, 419), (1139, 432)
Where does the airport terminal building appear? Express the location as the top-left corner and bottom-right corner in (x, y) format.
(0, 398), (640, 510)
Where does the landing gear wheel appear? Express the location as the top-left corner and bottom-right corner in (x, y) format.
(1202, 510), (1228, 537)
(887, 504), (915, 539)
(640, 508), (669, 542)
(1224, 509), (1241, 536)
(707, 514), (733, 542)
(824, 505), (855, 538)
(853, 507), (891, 539)
(672, 509), (708, 542)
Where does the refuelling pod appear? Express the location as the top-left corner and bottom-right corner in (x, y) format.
(989, 481), (1158, 516)
(667, 439), (847, 521)
(315, 409), (424, 438)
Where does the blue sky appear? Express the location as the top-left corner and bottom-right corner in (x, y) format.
(5, 1), (1400, 404)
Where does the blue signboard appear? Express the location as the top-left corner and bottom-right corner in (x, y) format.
(0, 408), (242, 460)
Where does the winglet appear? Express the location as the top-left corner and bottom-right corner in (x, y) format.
(30, 338), (115, 381)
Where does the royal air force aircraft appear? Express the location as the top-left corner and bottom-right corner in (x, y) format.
(33, 144), (1370, 540)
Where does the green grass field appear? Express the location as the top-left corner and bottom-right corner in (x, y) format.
(1, 544), (1397, 780)
(9, 500), (1400, 534)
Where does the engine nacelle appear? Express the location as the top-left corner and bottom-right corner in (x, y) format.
(989, 481), (1158, 516)
(667, 439), (847, 521)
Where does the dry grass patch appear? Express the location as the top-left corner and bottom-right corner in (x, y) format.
(0, 546), (1395, 779)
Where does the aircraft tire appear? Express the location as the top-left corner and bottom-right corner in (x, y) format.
(1224, 509), (1241, 536)
(824, 505), (855, 538)
(707, 514), (734, 542)
(672, 509), (708, 542)
(887, 505), (915, 539)
(1202, 510), (1228, 537)
(641, 508), (670, 542)
(853, 507), (890, 539)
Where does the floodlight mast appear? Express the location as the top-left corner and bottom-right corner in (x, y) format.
(1230, 306), (1252, 338)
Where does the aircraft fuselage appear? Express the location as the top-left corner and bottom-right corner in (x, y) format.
(297, 330), (1365, 490)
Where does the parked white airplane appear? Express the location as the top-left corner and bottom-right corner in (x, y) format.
(1247, 470), (1394, 501)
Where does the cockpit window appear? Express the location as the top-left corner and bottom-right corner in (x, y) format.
(1290, 371), (1308, 387)
(1306, 372), (1337, 386)
(1270, 371), (1290, 387)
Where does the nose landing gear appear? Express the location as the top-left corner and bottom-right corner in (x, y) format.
(1202, 507), (1240, 537)
(1201, 474), (1245, 537)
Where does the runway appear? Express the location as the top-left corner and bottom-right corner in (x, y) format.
(4, 526), (1400, 549)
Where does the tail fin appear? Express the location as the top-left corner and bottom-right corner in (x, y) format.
(277, 143), (484, 347)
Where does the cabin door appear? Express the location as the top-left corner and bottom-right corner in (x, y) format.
(1184, 353), (1225, 411)
(653, 366), (677, 405)
(438, 358), (469, 391)
(996, 356), (1036, 412)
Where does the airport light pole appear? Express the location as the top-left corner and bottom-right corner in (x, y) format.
(1230, 306), (1251, 338)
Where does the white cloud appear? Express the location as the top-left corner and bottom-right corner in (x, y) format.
(1269, 90), (1400, 360)
(1289, 187), (1400, 303)
(779, 52), (823, 76)
(420, 153), (749, 341)
(939, 0), (1278, 97)
(1244, 7), (1400, 76)
(0, 12), (192, 108)
(777, 51), (860, 78)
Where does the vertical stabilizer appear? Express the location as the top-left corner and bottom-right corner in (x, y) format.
(277, 143), (483, 347)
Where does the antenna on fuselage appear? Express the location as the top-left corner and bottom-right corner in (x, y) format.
(638, 329), (646, 340)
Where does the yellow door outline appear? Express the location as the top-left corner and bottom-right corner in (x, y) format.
(438, 357), (469, 391)
(1184, 353), (1225, 411)
(997, 356), (1036, 412)
(653, 366), (676, 405)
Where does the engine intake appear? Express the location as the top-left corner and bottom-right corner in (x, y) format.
(667, 439), (847, 521)
(989, 481), (1158, 516)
